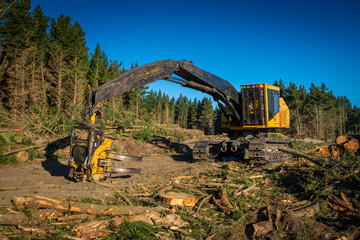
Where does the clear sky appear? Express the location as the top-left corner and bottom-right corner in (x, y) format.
(31, 0), (360, 106)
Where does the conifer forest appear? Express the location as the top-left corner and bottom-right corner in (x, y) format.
(0, 1), (360, 239)
(1, 0), (359, 139)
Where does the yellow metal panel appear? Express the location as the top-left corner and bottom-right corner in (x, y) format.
(266, 85), (280, 91)
(90, 136), (114, 181)
(264, 84), (269, 128)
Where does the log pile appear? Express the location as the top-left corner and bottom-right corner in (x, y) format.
(315, 135), (359, 158)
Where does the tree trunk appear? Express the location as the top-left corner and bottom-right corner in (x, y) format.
(73, 56), (78, 108)
(245, 221), (273, 238)
(40, 61), (46, 111)
(57, 53), (63, 111)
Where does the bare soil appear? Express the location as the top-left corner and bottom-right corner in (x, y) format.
(1, 132), (359, 239)
(0, 139), (219, 207)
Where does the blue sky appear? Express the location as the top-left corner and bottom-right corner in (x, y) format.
(31, 0), (360, 106)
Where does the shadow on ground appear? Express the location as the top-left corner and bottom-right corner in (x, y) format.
(41, 135), (71, 179)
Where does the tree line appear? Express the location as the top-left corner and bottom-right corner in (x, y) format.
(275, 79), (360, 139)
(0, 0), (216, 134)
(0, 0), (359, 139)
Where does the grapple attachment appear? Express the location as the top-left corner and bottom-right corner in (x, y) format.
(69, 125), (142, 182)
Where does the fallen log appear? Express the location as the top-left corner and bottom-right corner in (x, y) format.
(110, 212), (188, 227)
(245, 221), (273, 238)
(292, 203), (320, 218)
(278, 147), (327, 166)
(17, 225), (47, 236)
(4, 144), (47, 156)
(0, 213), (28, 225)
(13, 196), (165, 216)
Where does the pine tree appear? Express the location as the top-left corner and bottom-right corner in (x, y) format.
(28, 5), (49, 109)
(285, 82), (306, 135)
(47, 14), (88, 115)
(87, 44), (108, 89)
(198, 97), (216, 134)
(188, 98), (199, 129)
(175, 94), (189, 128)
(67, 21), (88, 112)
(274, 78), (286, 98)
(1, 0), (33, 113)
(48, 14), (71, 111)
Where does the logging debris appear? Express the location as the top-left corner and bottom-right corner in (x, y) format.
(315, 135), (359, 158)
(12, 196), (165, 216)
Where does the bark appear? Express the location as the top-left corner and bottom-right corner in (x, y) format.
(292, 203), (320, 218)
(13, 196), (165, 216)
(245, 221), (273, 238)
(278, 147), (327, 166)
(0, 213), (28, 225)
(159, 192), (197, 207)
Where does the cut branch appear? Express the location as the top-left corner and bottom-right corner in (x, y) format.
(4, 144), (47, 156)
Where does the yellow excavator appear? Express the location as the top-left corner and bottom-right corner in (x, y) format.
(69, 59), (291, 182)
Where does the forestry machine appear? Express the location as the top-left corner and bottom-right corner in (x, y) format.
(69, 59), (291, 182)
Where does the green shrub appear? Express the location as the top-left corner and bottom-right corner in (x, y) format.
(27, 149), (42, 159)
(0, 155), (18, 165)
(269, 172), (280, 180)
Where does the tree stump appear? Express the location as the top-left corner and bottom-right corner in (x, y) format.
(159, 192), (196, 206)
(315, 147), (331, 157)
(336, 135), (348, 145)
(16, 151), (29, 161)
(343, 139), (359, 152)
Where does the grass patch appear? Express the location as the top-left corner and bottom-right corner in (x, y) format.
(109, 220), (163, 240)
(81, 197), (105, 205)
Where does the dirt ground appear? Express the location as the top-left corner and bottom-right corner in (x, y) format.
(0, 142), (220, 208)
(1, 133), (359, 239)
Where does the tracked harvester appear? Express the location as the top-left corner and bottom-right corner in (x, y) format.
(69, 59), (291, 181)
